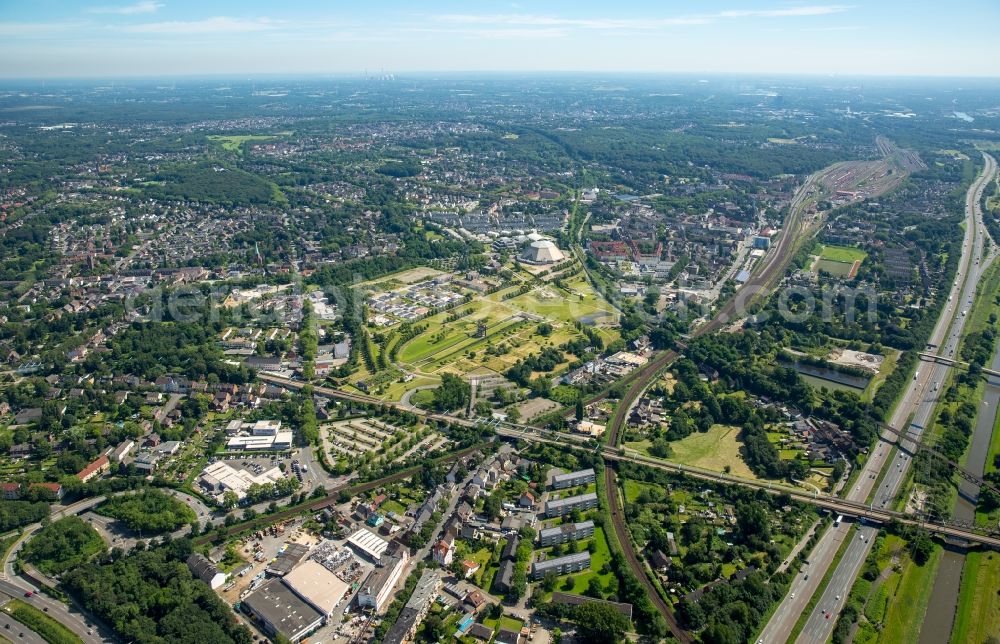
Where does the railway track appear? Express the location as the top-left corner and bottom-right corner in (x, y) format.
(192, 443), (483, 545)
(604, 463), (692, 642)
(599, 165), (816, 638)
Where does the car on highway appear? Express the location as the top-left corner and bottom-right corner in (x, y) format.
(23, 591), (32, 597)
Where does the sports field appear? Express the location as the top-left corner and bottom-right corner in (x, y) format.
(815, 258), (855, 277)
(819, 244), (867, 263)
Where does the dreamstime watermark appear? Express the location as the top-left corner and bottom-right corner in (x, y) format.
(124, 277), (367, 326)
(648, 283), (879, 329)
(123, 276), (879, 337)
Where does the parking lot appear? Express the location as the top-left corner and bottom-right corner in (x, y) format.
(217, 517), (386, 644)
(219, 454), (290, 475)
(219, 518), (318, 602)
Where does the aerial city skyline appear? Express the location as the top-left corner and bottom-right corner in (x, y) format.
(0, 3), (998, 644)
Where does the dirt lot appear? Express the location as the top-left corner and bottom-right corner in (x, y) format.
(515, 398), (561, 421)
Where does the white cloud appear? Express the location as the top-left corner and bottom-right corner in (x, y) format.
(434, 14), (708, 29)
(714, 6), (852, 18)
(89, 1), (163, 15)
(124, 16), (279, 34)
(434, 6), (851, 31)
(0, 22), (88, 37)
(410, 26), (570, 40)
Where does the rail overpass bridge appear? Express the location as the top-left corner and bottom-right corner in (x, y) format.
(918, 351), (1000, 378)
(260, 372), (1000, 548)
(873, 420), (999, 496)
(491, 425), (1000, 548)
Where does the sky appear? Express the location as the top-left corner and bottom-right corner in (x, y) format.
(1, 0), (998, 79)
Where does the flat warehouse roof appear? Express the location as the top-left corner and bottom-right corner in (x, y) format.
(283, 560), (350, 615)
(243, 579), (324, 642)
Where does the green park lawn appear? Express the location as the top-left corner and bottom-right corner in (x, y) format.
(669, 424), (759, 480)
(380, 499), (407, 515)
(207, 134), (279, 152)
(819, 244), (868, 264)
(538, 527), (615, 598)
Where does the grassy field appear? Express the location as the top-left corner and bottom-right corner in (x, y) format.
(394, 267), (618, 379)
(464, 546), (496, 588)
(378, 375), (439, 402)
(622, 479), (660, 504)
(538, 527), (615, 597)
(951, 550), (1000, 643)
(380, 499), (407, 515)
(862, 348), (899, 403)
(816, 258), (856, 277)
(207, 134), (280, 152)
(2, 599), (81, 644)
(878, 544), (942, 643)
(409, 389), (434, 407)
(819, 244), (868, 263)
(668, 424), (759, 480)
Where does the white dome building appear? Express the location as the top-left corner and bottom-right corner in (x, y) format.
(521, 240), (566, 264)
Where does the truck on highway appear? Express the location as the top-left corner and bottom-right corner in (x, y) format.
(835, 515), (843, 527)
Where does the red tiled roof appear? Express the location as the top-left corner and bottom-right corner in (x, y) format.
(76, 454), (109, 480)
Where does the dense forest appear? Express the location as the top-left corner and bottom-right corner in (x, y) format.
(97, 489), (197, 534)
(0, 500), (51, 532)
(21, 516), (105, 576)
(145, 162), (282, 206)
(63, 541), (253, 644)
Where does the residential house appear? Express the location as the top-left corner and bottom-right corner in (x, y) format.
(77, 455), (110, 482)
(432, 537), (455, 566)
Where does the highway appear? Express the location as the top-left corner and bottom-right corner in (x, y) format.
(0, 595), (46, 644)
(0, 495), (115, 643)
(758, 152), (997, 643)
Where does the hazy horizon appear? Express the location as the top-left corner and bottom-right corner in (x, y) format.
(2, 0), (999, 79)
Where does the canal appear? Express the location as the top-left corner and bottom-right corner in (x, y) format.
(918, 344), (1000, 642)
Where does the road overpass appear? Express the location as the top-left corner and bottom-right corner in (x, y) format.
(873, 420), (1000, 495)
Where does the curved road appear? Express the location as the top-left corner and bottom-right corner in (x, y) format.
(759, 152), (997, 644)
(599, 157), (822, 641)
